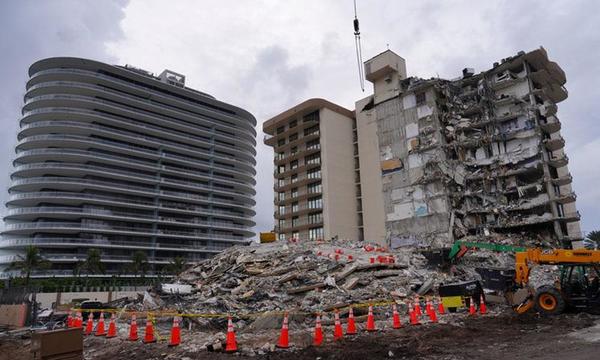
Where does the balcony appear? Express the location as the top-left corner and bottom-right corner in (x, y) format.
(539, 115), (561, 133)
(547, 153), (569, 168)
(543, 136), (565, 151)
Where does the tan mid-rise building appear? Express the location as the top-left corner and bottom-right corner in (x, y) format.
(263, 99), (362, 242)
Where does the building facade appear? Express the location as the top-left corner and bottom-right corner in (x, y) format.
(0, 57), (257, 278)
(358, 48), (581, 248)
(263, 99), (362, 242)
(265, 47), (582, 249)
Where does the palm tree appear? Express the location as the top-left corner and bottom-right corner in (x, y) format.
(83, 249), (105, 275)
(129, 251), (149, 279)
(584, 230), (600, 249)
(7, 246), (50, 286)
(167, 257), (188, 275)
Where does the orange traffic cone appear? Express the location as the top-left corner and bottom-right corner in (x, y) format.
(479, 295), (487, 315)
(333, 310), (343, 340)
(425, 297), (433, 314)
(469, 297), (477, 316)
(366, 305), (376, 331)
(143, 316), (156, 343)
(313, 314), (323, 346)
(84, 313), (94, 335)
(128, 314), (139, 341)
(346, 307), (357, 335)
(75, 312), (83, 328)
(409, 302), (420, 325)
(437, 296), (446, 315)
(427, 307), (438, 323)
(414, 297), (422, 317)
(66, 313), (73, 328)
(168, 316), (181, 347)
(106, 313), (117, 338)
(276, 312), (290, 348)
(95, 312), (106, 336)
(392, 304), (402, 329)
(225, 317), (238, 352)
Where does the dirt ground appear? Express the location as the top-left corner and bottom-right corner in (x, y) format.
(2, 311), (599, 360)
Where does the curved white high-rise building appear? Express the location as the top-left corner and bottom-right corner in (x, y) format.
(1, 57), (256, 278)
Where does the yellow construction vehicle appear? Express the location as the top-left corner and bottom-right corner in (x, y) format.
(509, 248), (600, 315)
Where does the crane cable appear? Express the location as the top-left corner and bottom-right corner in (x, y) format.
(353, 0), (365, 92)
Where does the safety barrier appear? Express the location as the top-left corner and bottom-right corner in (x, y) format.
(68, 295), (487, 352)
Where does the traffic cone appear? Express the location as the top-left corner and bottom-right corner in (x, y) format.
(333, 310), (343, 340)
(85, 313), (94, 335)
(143, 316), (156, 343)
(346, 307), (357, 335)
(313, 314), (323, 346)
(427, 307), (438, 323)
(469, 297), (477, 316)
(75, 312), (83, 328)
(168, 316), (181, 347)
(414, 297), (422, 317)
(479, 295), (487, 315)
(276, 312), (290, 348)
(437, 296), (446, 315)
(366, 305), (376, 331)
(225, 317), (237, 352)
(425, 297), (432, 314)
(128, 314), (139, 341)
(66, 313), (73, 328)
(392, 304), (402, 329)
(106, 313), (117, 338)
(409, 302), (420, 325)
(95, 312), (106, 336)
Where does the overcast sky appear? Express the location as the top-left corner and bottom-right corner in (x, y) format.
(1, 0), (599, 237)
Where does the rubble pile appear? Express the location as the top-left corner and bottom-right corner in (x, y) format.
(149, 239), (517, 320)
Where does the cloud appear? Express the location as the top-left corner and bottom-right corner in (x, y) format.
(0, 0), (128, 220)
(2, 0), (600, 237)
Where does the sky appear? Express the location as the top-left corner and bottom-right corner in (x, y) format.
(1, 0), (599, 237)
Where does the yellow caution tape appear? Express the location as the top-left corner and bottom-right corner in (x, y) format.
(71, 298), (416, 320)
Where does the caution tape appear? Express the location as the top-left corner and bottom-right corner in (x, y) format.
(71, 298), (410, 320)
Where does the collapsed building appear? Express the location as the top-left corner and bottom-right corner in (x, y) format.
(266, 48), (582, 249)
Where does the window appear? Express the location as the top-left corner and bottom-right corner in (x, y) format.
(276, 126), (285, 134)
(307, 182), (322, 194)
(292, 202), (299, 213)
(289, 133), (298, 142)
(291, 146), (298, 155)
(304, 125), (319, 137)
(292, 216), (299, 227)
(291, 188), (298, 198)
(307, 168), (321, 179)
(278, 219), (285, 229)
(305, 153), (321, 165)
(279, 205), (286, 215)
(278, 138), (286, 146)
(291, 174), (298, 183)
(308, 196), (322, 209)
(308, 212), (322, 224)
(276, 152), (285, 161)
(290, 160), (298, 170)
(303, 111), (319, 123)
(278, 178), (285, 187)
(277, 165), (286, 174)
(278, 192), (285, 201)
(292, 231), (299, 241)
(306, 139), (320, 151)
(416, 92), (426, 105)
(278, 233), (286, 241)
(309, 227), (324, 241)
(289, 119), (298, 128)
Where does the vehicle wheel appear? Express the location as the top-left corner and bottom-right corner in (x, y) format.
(534, 285), (565, 315)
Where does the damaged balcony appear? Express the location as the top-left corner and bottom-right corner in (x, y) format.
(543, 136), (565, 151)
(549, 173), (572, 186)
(547, 153), (569, 167)
(552, 191), (577, 204)
(539, 115), (561, 133)
(556, 211), (581, 223)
